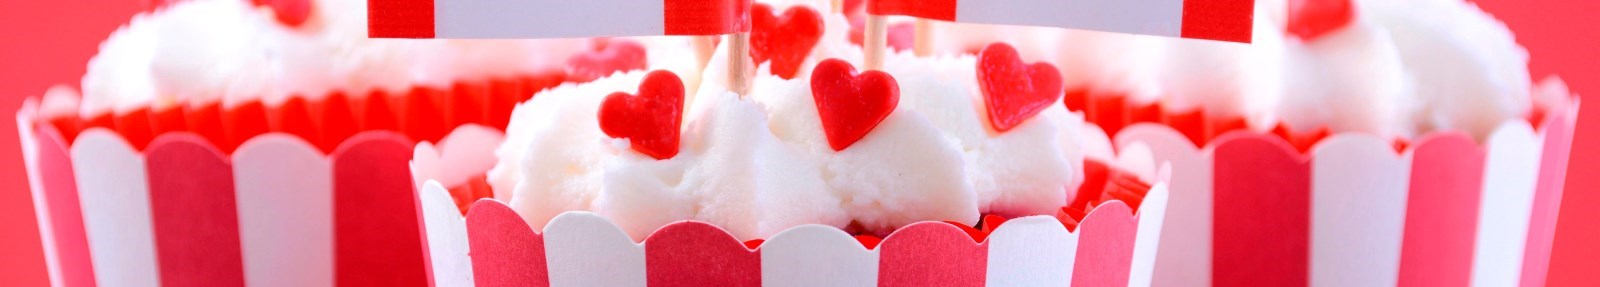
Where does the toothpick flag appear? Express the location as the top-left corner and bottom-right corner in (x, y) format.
(370, 0), (752, 38)
(869, 0), (1255, 43)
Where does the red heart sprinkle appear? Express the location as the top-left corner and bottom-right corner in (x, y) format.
(599, 70), (686, 160)
(977, 42), (1063, 133)
(1286, 0), (1355, 41)
(567, 39), (649, 83)
(253, 0), (311, 27)
(811, 59), (899, 151)
(750, 4), (825, 79)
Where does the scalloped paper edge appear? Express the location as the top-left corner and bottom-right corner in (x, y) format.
(441, 181), (1168, 286)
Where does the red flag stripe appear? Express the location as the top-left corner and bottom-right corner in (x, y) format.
(665, 0), (752, 35)
(1180, 0), (1256, 43)
(368, 0), (435, 38)
(867, 0), (1253, 43)
(868, 0), (957, 21)
(370, 0), (749, 38)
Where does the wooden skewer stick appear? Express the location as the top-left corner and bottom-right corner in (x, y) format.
(693, 36), (718, 72)
(863, 15), (888, 71)
(914, 19), (932, 57)
(831, 0), (843, 13)
(728, 32), (752, 96)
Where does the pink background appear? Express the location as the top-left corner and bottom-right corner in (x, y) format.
(0, 0), (1594, 286)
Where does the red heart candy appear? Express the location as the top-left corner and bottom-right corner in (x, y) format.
(750, 4), (825, 79)
(811, 59), (899, 151)
(977, 42), (1063, 132)
(567, 39), (649, 83)
(599, 70), (686, 160)
(1287, 0), (1355, 41)
(253, 0), (312, 27)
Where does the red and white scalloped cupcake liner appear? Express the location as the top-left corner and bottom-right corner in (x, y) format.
(1070, 89), (1581, 286)
(417, 187), (1164, 287)
(16, 73), (568, 287)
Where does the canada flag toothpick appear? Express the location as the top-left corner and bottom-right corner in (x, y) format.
(370, 0), (752, 38)
(868, 0), (1255, 43)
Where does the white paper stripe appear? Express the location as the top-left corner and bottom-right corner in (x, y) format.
(954, 0), (1185, 38)
(435, 0), (665, 38)
(1310, 135), (1410, 287)
(543, 212), (647, 287)
(233, 135), (334, 287)
(1472, 123), (1542, 287)
(761, 225), (879, 287)
(71, 130), (159, 287)
(419, 182), (476, 287)
(1129, 184), (1171, 287)
(986, 216), (1077, 286)
(1115, 124), (1211, 287)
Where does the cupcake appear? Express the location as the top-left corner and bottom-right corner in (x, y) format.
(437, 1), (1166, 285)
(1045, 0), (1578, 285)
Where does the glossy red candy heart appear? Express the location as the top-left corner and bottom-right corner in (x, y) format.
(1287, 0), (1355, 41)
(750, 3), (825, 79)
(977, 42), (1063, 133)
(599, 70), (686, 160)
(811, 59), (899, 151)
(567, 39), (649, 83)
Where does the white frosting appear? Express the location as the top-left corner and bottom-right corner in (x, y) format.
(1362, 0), (1531, 140)
(878, 52), (1078, 219)
(1266, 0), (1532, 139)
(495, 40), (1084, 239)
(39, 85), (82, 120)
(148, 0), (297, 107)
(1274, 18), (1412, 138)
(81, 12), (163, 115)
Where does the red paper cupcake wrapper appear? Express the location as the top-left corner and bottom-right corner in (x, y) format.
(16, 71), (567, 287)
(412, 183), (1166, 287)
(1098, 99), (1580, 286)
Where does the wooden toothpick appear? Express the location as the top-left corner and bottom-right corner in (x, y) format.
(863, 15), (888, 71)
(728, 32), (752, 95)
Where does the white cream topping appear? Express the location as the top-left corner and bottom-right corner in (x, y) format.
(1362, 0), (1532, 140)
(496, 41), (1084, 239)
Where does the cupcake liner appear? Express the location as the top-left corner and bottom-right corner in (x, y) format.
(16, 72), (568, 287)
(407, 181), (1170, 286)
(1098, 98), (1580, 286)
(398, 123), (1170, 286)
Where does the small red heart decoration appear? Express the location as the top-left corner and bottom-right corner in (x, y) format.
(811, 59), (899, 151)
(598, 70), (685, 160)
(977, 42), (1063, 133)
(750, 4), (825, 79)
(253, 0), (312, 27)
(567, 39), (649, 83)
(1286, 0), (1355, 41)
